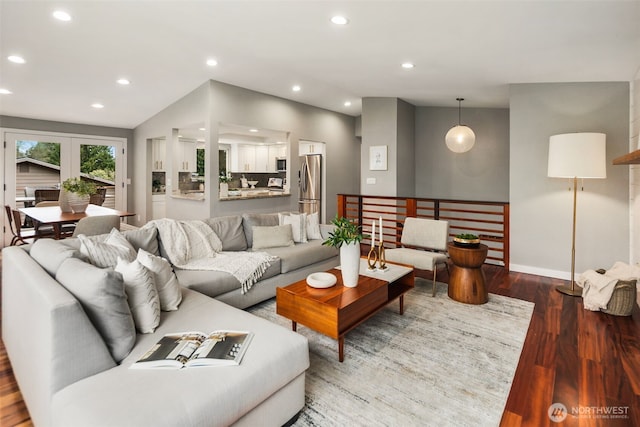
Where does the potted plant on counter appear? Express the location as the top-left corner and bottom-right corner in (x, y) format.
(62, 177), (97, 213)
(219, 173), (231, 198)
(322, 215), (364, 287)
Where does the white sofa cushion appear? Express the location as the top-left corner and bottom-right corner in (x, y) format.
(56, 257), (136, 362)
(115, 258), (161, 334)
(78, 229), (136, 268)
(252, 225), (295, 249)
(280, 212), (308, 243)
(137, 248), (182, 311)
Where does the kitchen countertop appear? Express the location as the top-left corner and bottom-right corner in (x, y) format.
(171, 191), (205, 201)
(220, 188), (290, 201)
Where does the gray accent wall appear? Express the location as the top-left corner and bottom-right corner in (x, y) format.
(509, 82), (630, 278)
(132, 80), (359, 225)
(414, 107), (510, 202)
(360, 98), (415, 196)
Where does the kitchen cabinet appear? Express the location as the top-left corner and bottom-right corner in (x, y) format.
(299, 141), (325, 156)
(152, 194), (166, 219)
(235, 145), (256, 172)
(268, 145), (287, 172)
(152, 138), (166, 171)
(179, 140), (197, 172)
(255, 146), (269, 172)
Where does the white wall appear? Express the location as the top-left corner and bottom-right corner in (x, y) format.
(510, 82), (630, 278)
(629, 69), (640, 262)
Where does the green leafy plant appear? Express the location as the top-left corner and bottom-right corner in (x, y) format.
(219, 173), (232, 183)
(455, 233), (479, 240)
(62, 177), (97, 196)
(322, 215), (364, 248)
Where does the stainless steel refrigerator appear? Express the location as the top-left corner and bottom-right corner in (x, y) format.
(299, 154), (322, 216)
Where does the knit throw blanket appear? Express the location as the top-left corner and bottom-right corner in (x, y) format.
(578, 261), (640, 311)
(144, 219), (274, 294)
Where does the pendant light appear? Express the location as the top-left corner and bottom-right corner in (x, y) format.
(445, 98), (476, 153)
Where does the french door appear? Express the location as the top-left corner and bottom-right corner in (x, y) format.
(3, 130), (126, 245)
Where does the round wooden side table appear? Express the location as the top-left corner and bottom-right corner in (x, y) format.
(447, 242), (489, 304)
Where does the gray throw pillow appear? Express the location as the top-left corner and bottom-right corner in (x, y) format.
(122, 227), (160, 256)
(30, 238), (79, 276)
(204, 215), (248, 251)
(252, 225), (295, 249)
(242, 213), (278, 247)
(56, 257), (136, 363)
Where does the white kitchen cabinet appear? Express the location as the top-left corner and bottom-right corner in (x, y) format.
(235, 144), (256, 172)
(255, 146), (269, 172)
(299, 141), (325, 156)
(152, 138), (166, 171)
(268, 145), (287, 172)
(152, 194), (166, 219)
(179, 140), (197, 172)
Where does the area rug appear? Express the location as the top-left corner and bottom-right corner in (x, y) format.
(247, 278), (534, 427)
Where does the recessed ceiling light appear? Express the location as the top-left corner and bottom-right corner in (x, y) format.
(199, 127), (206, 131)
(53, 10), (72, 21)
(331, 16), (349, 25)
(344, 101), (352, 107)
(292, 85), (301, 92)
(206, 58), (218, 67)
(8, 55), (26, 64)
(401, 62), (415, 69)
(249, 129), (259, 133)
(0, 88), (13, 95)
(117, 78), (130, 85)
(91, 103), (104, 109)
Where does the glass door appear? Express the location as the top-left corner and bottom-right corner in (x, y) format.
(3, 131), (126, 246)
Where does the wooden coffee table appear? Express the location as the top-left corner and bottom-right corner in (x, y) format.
(276, 259), (414, 362)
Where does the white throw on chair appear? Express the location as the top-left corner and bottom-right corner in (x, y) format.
(385, 217), (449, 297)
(72, 215), (120, 237)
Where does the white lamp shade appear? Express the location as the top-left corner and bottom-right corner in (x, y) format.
(445, 125), (476, 153)
(548, 133), (606, 179)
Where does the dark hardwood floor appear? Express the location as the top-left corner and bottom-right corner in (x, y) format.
(1, 257), (639, 426)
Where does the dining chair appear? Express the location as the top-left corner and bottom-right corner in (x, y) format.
(34, 189), (60, 205)
(5, 205), (37, 246)
(72, 215), (120, 237)
(89, 187), (107, 206)
(385, 217), (450, 297)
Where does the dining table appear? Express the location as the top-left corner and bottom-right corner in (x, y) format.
(20, 204), (135, 239)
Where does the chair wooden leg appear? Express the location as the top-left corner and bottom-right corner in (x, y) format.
(432, 268), (437, 297)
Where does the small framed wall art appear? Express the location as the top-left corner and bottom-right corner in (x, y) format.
(369, 145), (388, 170)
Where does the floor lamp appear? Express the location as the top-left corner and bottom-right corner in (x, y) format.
(547, 133), (607, 296)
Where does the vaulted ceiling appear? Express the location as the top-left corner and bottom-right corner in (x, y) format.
(1, 0), (639, 129)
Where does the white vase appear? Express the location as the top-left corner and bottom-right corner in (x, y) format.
(67, 192), (90, 213)
(58, 189), (72, 212)
(219, 182), (229, 197)
(340, 242), (361, 287)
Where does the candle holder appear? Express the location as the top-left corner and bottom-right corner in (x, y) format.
(366, 246), (378, 271)
(377, 241), (389, 272)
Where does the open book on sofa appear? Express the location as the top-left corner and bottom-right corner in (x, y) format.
(131, 330), (253, 369)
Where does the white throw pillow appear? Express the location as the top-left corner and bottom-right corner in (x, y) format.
(306, 212), (322, 240)
(78, 228), (136, 268)
(136, 248), (182, 311)
(252, 225), (295, 249)
(115, 257), (161, 334)
(281, 213), (308, 243)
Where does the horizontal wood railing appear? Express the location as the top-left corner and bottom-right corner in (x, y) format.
(337, 194), (509, 268)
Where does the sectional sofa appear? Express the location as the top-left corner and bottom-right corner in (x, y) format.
(1, 212), (339, 426)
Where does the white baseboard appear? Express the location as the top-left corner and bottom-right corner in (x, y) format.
(509, 264), (570, 280)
